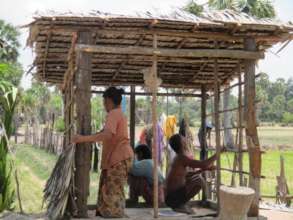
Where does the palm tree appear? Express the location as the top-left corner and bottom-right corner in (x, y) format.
(238, 0), (276, 18)
(0, 20), (20, 63)
(208, 0), (276, 18)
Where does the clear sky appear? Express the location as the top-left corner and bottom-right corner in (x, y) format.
(1, 0), (292, 89)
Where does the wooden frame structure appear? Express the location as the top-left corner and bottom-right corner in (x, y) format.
(27, 9), (293, 218)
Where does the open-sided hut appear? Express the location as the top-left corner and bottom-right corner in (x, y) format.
(26, 9), (293, 218)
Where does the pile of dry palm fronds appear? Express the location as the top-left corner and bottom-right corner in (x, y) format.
(43, 143), (77, 219)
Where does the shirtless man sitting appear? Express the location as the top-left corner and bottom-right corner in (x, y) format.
(165, 134), (222, 214)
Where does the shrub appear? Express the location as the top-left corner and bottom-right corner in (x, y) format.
(282, 112), (293, 124)
(54, 117), (65, 132)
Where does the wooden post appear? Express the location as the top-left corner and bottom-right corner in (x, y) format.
(214, 58), (221, 212)
(238, 65), (244, 186)
(200, 84), (207, 160)
(130, 86), (136, 148)
(152, 33), (159, 218)
(74, 31), (93, 217)
(200, 84), (208, 202)
(244, 37), (261, 217)
(63, 89), (69, 150)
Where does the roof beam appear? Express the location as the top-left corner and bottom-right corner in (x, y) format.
(40, 27), (291, 42)
(91, 90), (203, 97)
(75, 44), (264, 60)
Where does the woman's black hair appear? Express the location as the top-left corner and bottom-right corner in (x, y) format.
(103, 87), (125, 106)
(169, 134), (182, 154)
(134, 144), (152, 160)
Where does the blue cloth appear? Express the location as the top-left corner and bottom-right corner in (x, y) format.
(121, 95), (127, 113)
(130, 159), (164, 185)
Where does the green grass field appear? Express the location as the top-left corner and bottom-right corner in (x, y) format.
(12, 144), (293, 214)
(257, 126), (293, 147)
(13, 144), (99, 213)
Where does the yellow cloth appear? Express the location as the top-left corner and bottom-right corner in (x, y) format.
(164, 115), (177, 139)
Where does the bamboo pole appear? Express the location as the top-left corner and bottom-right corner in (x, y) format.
(238, 66), (244, 186)
(130, 86), (136, 148)
(214, 57), (221, 212)
(152, 33), (159, 218)
(200, 84), (208, 202)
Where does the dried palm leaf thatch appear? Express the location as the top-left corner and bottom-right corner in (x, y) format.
(43, 143), (77, 219)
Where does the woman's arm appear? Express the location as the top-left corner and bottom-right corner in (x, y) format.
(71, 129), (113, 144)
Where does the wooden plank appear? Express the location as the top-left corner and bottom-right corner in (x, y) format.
(244, 37), (261, 217)
(74, 31), (93, 217)
(130, 86), (136, 148)
(75, 44), (265, 60)
(152, 33), (159, 218)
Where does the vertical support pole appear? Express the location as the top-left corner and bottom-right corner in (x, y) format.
(130, 86), (136, 148)
(244, 37), (261, 217)
(200, 84), (207, 202)
(200, 84), (207, 161)
(152, 33), (159, 218)
(238, 63), (244, 186)
(74, 31), (93, 217)
(63, 91), (67, 150)
(214, 58), (221, 212)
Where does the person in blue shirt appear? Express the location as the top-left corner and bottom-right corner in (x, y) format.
(128, 144), (165, 206)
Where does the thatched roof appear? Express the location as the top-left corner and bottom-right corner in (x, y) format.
(27, 9), (293, 89)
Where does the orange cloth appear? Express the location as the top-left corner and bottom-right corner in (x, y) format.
(101, 108), (134, 170)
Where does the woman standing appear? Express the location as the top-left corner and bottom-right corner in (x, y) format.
(72, 87), (134, 218)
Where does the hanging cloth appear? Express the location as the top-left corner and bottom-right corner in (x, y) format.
(121, 95), (127, 113)
(156, 122), (165, 165)
(164, 115), (177, 139)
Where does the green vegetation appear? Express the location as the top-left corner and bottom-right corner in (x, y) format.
(257, 74), (293, 124)
(13, 144), (99, 213)
(220, 150), (293, 197)
(0, 81), (19, 212)
(185, 0), (276, 18)
(258, 126), (293, 147)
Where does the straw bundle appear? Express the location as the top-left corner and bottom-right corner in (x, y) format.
(43, 143), (77, 219)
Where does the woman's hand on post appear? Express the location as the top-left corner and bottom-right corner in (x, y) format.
(71, 134), (83, 143)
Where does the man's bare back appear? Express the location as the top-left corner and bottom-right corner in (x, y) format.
(166, 154), (216, 193)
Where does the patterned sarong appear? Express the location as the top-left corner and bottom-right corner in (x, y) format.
(96, 158), (132, 217)
(128, 175), (165, 205)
